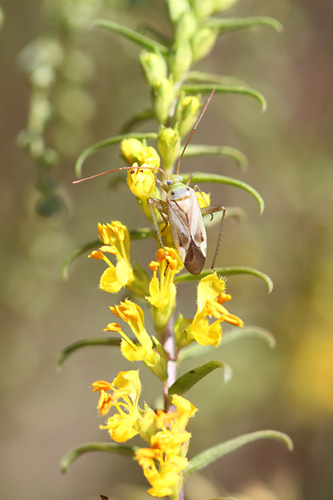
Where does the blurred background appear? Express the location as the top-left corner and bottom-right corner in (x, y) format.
(1, 1), (332, 499)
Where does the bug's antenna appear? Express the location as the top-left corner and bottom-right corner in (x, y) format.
(73, 165), (158, 184)
(176, 87), (216, 176)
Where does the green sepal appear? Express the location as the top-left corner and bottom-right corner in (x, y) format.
(181, 171), (264, 213)
(168, 361), (232, 396)
(178, 326), (276, 363)
(60, 442), (139, 473)
(61, 228), (155, 280)
(185, 430), (293, 476)
(91, 19), (169, 55)
(74, 132), (157, 178)
(57, 338), (121, 368)
(182, 83), (267, 112)
(174, 313), (192, 348)
(175, 267), (273, 294)
(184, 144), (247, 169)
(205, 16), (283, 34)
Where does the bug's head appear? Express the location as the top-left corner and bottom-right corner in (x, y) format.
(167, 174), (183, 187)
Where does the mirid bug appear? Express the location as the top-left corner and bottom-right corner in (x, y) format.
(74, 88), (225, 275)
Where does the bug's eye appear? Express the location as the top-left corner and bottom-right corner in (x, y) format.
(178, 176), (183, 182)
(167, 180), (173, 185)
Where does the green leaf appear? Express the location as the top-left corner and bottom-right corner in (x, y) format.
(206, 16), (283, 34)
(62, 239), (100, 280)
(184, 145), (247, 170)
(74, 132), (157, 178)
(186, 71), (248, 87)
(61, 228), (155, 280)
(182, 171), (264, 213)
(178, 326), (275, 363)
(223, 326), (276, 349)
(120, 108), (155, 134)
(175, 266), (273, 294)
(60, 442), (138, 473)
(168, 361), (232, 396)
(57, 338), (121, 368)
(91, 19), (169, 55)
(185, 430), (293, 476)
(182, 83), (267, 112)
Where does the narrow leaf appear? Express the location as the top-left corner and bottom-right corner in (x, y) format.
(186, 71), (247, 87)
(74, 132), (157, 178)
(184, 145), (247, 170)
(223, 326), (276, 349)
(206, 16), (283, 34)
(182, 171), (264, 213)
(182, 84), (267, 112)
(91, 19), (168, 54)
(175, 266), (273, 294)
(120, 108), (155, 134)
(168, 361), (231, 396)
(57, 338), (121, 368)
(185, 430), (293, 476)
(60, 442), (138, 473)
(62, 239), (100, 280)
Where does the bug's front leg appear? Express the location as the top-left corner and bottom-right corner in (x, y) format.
(148, 198), (169, 253)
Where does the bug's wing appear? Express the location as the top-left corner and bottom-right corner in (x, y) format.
(169, 190), (207, 274)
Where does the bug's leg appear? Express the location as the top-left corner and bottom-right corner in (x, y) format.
(201, 205), (226, 276)
(148, 198), (169, 256)
(185, 173), (195, 186)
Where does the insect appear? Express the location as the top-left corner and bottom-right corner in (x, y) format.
(74, 88), (225, 275)
(147, 88), (225, 274)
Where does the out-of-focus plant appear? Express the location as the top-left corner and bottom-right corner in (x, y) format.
(17, 0), (104, 216)
(59, 1), (292, 499)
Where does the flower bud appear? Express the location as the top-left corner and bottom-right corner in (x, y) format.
(139, 50), (167, 87)
(174, 11), (197, 42)
(120, 138), (144, 165)
(166, 0), (191, 24)
(189, 0), (216, 19)
(152, 78), (174, 125)
(174, 93), (201, 137)
(136, 146), (160, 171)
(214, 0), (239, 13)
(127, 164), (156, 198)
(169, 40), (192, 82)
(157, 125), (181, 172)
(191, 27), (218, 63)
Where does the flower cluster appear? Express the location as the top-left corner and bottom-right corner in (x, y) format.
(89, 217), (243, 496)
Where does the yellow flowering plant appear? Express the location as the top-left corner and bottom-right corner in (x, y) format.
(59, 1), (293, 499)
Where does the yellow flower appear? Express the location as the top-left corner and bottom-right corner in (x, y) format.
(146, 247), (183, 334)
(105, 299), (160, 367)
(135, 395), (197, 498)
(92, 370), (142, 442)
(196, 190), (210, 208)
(147, 248), (183, 311)
(121, 138), (144, 165)
(89, 221), (133, 293)
(126, 163), (156, 198)
(185, 274), (244, 347)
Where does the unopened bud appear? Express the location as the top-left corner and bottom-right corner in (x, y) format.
(189, 0), (216, 19)
(169, 40), (192, 82)
(191, 27), (218, 63)
(120, 138), (144, 165)
(166, 0), (191, 24)
(127, 164), (156, 198)
(152, 78), (174, 125)
(157, 125), (181, 172)
(214, 0), (239, 13)
(174, 93), (201, 137)
(140, 50), (167, 87)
